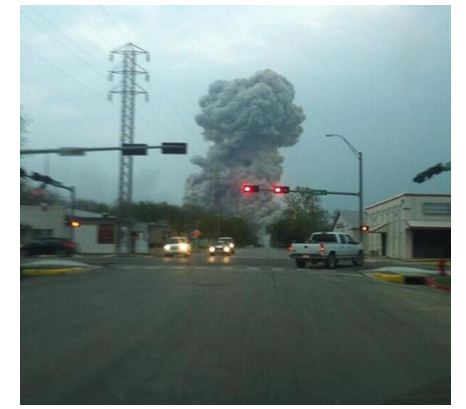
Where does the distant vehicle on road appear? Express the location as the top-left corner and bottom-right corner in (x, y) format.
(20, 237), (77, 257)
(289, 232), (364, 269)
(209, 240), (233, 256)
(217, 236), (235, 253)
(163, 237), (192, 257)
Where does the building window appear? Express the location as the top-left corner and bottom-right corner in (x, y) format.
(423, 202), (450, 216)
(98, 224), (115, 244)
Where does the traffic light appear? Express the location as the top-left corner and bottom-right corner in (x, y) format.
(68, 219), (81, 228)
(161, 142), (187, 154)
(273, 185), (290, 194)
(413, 163), (448, 183)
(30, 172), (46, 182)
(30, 172), (58, 185)
(242, 184), (259, 193)
(360, 225), (369, 232)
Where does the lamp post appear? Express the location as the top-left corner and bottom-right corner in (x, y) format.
(325, 134), (364, 242)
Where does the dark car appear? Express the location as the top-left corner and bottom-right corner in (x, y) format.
(20, 237), (77, 257)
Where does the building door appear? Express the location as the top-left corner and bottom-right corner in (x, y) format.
(412, 229), (450, 258)
(381, 233), (387, 256)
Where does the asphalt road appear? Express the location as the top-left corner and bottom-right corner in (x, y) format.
(21, 249), (450, 404)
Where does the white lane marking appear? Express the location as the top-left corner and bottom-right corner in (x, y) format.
(246, 267), (260, 271)
(271, 267), (285, 271)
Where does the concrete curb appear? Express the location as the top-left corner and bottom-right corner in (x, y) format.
(370, 272), (450, 291)
(373, 273), (405, 284)
(21, 267), (88, 276)
(425, 277), (451, 293)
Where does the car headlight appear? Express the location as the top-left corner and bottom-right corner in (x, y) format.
(179, 243), (188, 252)
(224, 246), (231, 253)
(209, 246), (215, 253)
(164, 245), (170, 251)
(229, 243), (234, 248)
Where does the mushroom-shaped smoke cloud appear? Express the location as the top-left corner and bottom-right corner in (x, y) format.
(184, 69), (306, 231)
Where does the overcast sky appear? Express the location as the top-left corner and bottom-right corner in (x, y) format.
(19, 3), (452, 213)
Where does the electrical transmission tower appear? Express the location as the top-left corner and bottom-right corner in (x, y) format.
(108, 43), (150, 253)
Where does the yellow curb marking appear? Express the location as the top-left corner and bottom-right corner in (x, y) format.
(21, 267), (85, 276)
(374, 273), (404, 284)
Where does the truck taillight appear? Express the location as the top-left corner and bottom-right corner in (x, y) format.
(319, 243), (325, 253)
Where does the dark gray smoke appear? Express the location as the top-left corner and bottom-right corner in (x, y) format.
(184, 69), (306, 234)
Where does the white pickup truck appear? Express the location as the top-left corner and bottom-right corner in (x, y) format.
(289, 232), (364, 269)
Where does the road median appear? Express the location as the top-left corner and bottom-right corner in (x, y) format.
(365, 266), (451, 291)
(20, 260), (98, 277)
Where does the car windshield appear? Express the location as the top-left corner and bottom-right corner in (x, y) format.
(168, 238), (185, 244)
(19, 4), (451, 406)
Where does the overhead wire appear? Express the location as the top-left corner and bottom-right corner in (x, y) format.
(69, 5), (114, 50)
(21, 42), (106, 100)
(21, 10), (105, 79)
(29, 7), (108, 72)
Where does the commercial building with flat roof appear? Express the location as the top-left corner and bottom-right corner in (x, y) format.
(365, 193), (450, 259)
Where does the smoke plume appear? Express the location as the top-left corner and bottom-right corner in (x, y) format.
(184, 69), (306, 233)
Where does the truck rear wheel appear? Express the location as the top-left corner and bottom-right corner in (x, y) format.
(296, 259), (306, 269)
(326, 253), (336, 269)
(352, 251), (364, 267)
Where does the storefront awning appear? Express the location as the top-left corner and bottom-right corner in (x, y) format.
(406, 220), (451, 229)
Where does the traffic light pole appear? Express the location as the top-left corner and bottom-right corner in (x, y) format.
(358, 151), (363, 243)
(325, 134), (364, 242)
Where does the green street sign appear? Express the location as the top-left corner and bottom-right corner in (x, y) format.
(311, 189), (327, 195)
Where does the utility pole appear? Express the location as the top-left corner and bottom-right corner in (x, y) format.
(108, 43), (150, 253)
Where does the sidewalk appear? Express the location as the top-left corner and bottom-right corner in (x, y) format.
(366, 256), (450, 268)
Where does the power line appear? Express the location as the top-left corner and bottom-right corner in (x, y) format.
(69, 5), (114, 50)
(30, 7), (108, 72)
(98, 6), (129, 38)
(22, 10), (105, 78)
(21, 42), (105, 99)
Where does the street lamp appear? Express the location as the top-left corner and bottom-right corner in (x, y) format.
(325, 134), (364, 242)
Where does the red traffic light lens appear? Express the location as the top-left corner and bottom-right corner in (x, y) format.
(242, 184), (259, 193)
(273, 186), (290, 194)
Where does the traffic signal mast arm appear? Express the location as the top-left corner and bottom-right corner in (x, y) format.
(20, 142), (187, 156)
(242, 184), (357, 196)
